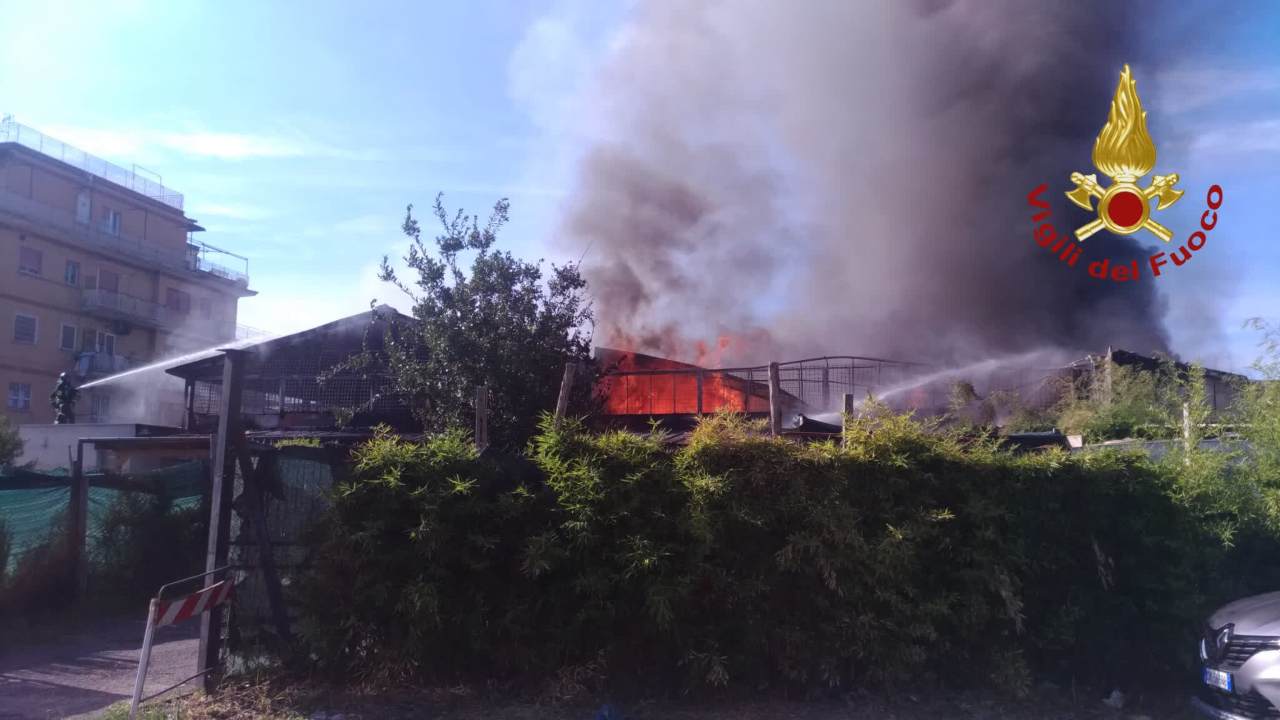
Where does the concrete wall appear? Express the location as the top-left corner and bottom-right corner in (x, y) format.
(17, 423), (145, 471)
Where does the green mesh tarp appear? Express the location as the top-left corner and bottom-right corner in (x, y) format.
(0, 460), (207, 576)
(229, 454), (335, 646)
(0, 484), (71, 574)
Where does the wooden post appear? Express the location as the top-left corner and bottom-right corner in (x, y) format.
(475, 385), (489, 451)
(69, 442), (88, 595)
(555, 362), (576, 423)
(199, 349), (247, 692)
(841, 393), (854, 449)
(768, 362), (782, 437)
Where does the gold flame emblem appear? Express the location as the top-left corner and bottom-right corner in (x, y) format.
(1066, 64), (1183, 242)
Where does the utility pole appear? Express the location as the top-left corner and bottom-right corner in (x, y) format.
(555, 362), (576, 423)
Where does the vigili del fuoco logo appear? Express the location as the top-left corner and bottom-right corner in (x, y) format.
(1027, 64), (1222, 282)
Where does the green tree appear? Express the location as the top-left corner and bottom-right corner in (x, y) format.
(0, 414), (21, 467)
(1053, 360), (1181, 442)
(375, 194), (593, 447)
(1236, 319), (1280, 526)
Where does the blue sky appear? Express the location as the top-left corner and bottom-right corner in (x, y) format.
(0, 0), (625, 333)
(1, 1), (1278, 373)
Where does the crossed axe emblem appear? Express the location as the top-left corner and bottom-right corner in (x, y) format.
(1065, 172), (1184, 242)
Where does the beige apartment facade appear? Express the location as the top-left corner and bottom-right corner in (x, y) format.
(0, 119), (253, 427)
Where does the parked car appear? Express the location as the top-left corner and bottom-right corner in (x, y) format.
(1194, 592), (1280, 718)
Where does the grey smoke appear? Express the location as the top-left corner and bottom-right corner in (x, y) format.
(562, 0), (1170, 365)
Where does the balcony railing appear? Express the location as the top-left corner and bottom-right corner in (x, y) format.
(0, 188), (249, 287)
(81, 289), (170, 329)
(75, 352), (131, 378)
(0, 117), (184, 210)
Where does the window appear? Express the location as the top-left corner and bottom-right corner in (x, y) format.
(64, 260), (80, 286)
(98, 269), (120, 293)
(7, 382), (31, 411)
(59, 324), (77, 351)
(166, 288), (192, 314)
(13, 314), (36, 344)
(91, 393), (110, 421)
(76, 190), (91, 224)
(83, 329), (115, 355)
(198, 297), (211, 319)
(102, 208), (121, 236)
(18, 246), (42, 275)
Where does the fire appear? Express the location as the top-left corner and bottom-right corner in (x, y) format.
(595, 347), (772, 415)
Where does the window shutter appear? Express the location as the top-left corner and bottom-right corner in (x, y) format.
(13, 315), (37, 344)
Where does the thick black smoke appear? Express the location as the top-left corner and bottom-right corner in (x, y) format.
(563, 0), (1169, 365)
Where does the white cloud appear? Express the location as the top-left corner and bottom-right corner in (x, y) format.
(1191, 118), (1280, 155)
(187, 202), (272, 221)
(235, 259), (413, 336)
(1153, 67), (1280, 115)
(155, 131), (309, 160)
(507, 15), (592, 131)
(31, 122), (351, 163)
(302, 213), (401, 239)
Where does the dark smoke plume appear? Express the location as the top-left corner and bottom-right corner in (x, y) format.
(563, 0), (1169, 365)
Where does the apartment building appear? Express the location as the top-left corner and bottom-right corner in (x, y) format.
(0, 118), (254, 426)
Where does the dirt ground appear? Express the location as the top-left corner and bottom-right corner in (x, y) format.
(115, 675), (1207, 720)
(0, 611), (199, 720)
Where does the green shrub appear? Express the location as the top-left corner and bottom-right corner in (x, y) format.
(294, 427), (553, 681)
(294, 412), (1279, 694)
(0, 511), (75, 618)
(0, 413), (20, 467)
(91, 493), (207, 609)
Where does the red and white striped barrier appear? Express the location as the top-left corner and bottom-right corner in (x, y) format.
(130, 569), (237, 719)
(154, 579), (234, 627)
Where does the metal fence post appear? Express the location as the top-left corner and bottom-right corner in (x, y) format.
(768, 362), (782, 437)
(129, 599), (160, 719)
(696, 370), (704, 415)
(841, 393), (855, 449)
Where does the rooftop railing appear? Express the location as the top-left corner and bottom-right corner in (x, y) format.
(0, 117), (184, 211)
(0, 188), (249, 287)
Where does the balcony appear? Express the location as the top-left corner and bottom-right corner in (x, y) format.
(0, 186), (250, 289)
(75, 351), (132, 379)
(81, 289), (171, 329)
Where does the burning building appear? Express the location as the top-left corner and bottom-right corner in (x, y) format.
(594, 346), (1247, 436)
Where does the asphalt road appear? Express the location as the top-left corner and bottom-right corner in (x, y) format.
(0, 614), (199, 719)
